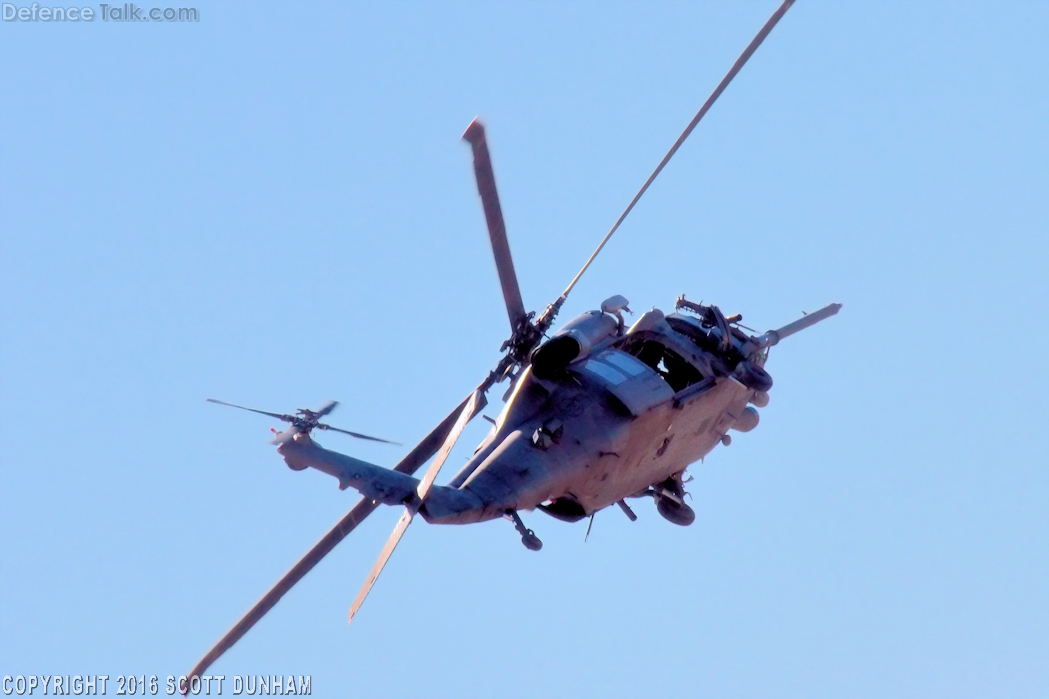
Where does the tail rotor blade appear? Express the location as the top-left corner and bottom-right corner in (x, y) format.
(316, 424), (401, 446)
(313, 400), (338, 418)
(462, 120), (528, 333)
(348, 390), (483, 623)
(206, 399), (291, 423)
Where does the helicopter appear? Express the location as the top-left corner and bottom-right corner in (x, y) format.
(185, 0), (839, 688)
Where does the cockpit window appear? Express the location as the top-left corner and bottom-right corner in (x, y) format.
(601, 351), (649, 377)
(583, 350), (653, 386)
(582, 357), (629, 385)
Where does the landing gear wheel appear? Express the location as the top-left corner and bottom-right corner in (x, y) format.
(521, 530), (543, 551)
(656, 497), (696, 527)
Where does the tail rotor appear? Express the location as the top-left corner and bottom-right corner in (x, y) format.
(206, 398), (400, 446)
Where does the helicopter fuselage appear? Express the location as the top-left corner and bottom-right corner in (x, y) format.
(429, 305), (762, 524)
(279, 301), (769, 526)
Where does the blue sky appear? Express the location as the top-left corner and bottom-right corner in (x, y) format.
(1, 1), (1046, 697)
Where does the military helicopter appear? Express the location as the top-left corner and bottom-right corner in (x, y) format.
(186, 0), (838, 687)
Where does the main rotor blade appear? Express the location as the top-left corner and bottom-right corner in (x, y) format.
(347, 389), (483, 623)
(316, 423), (402, 446)
(550, 0), (796, 312)
(462, 120), (528, 332)
(206, 399), (291, 422)
(184, 394), (473, 686)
